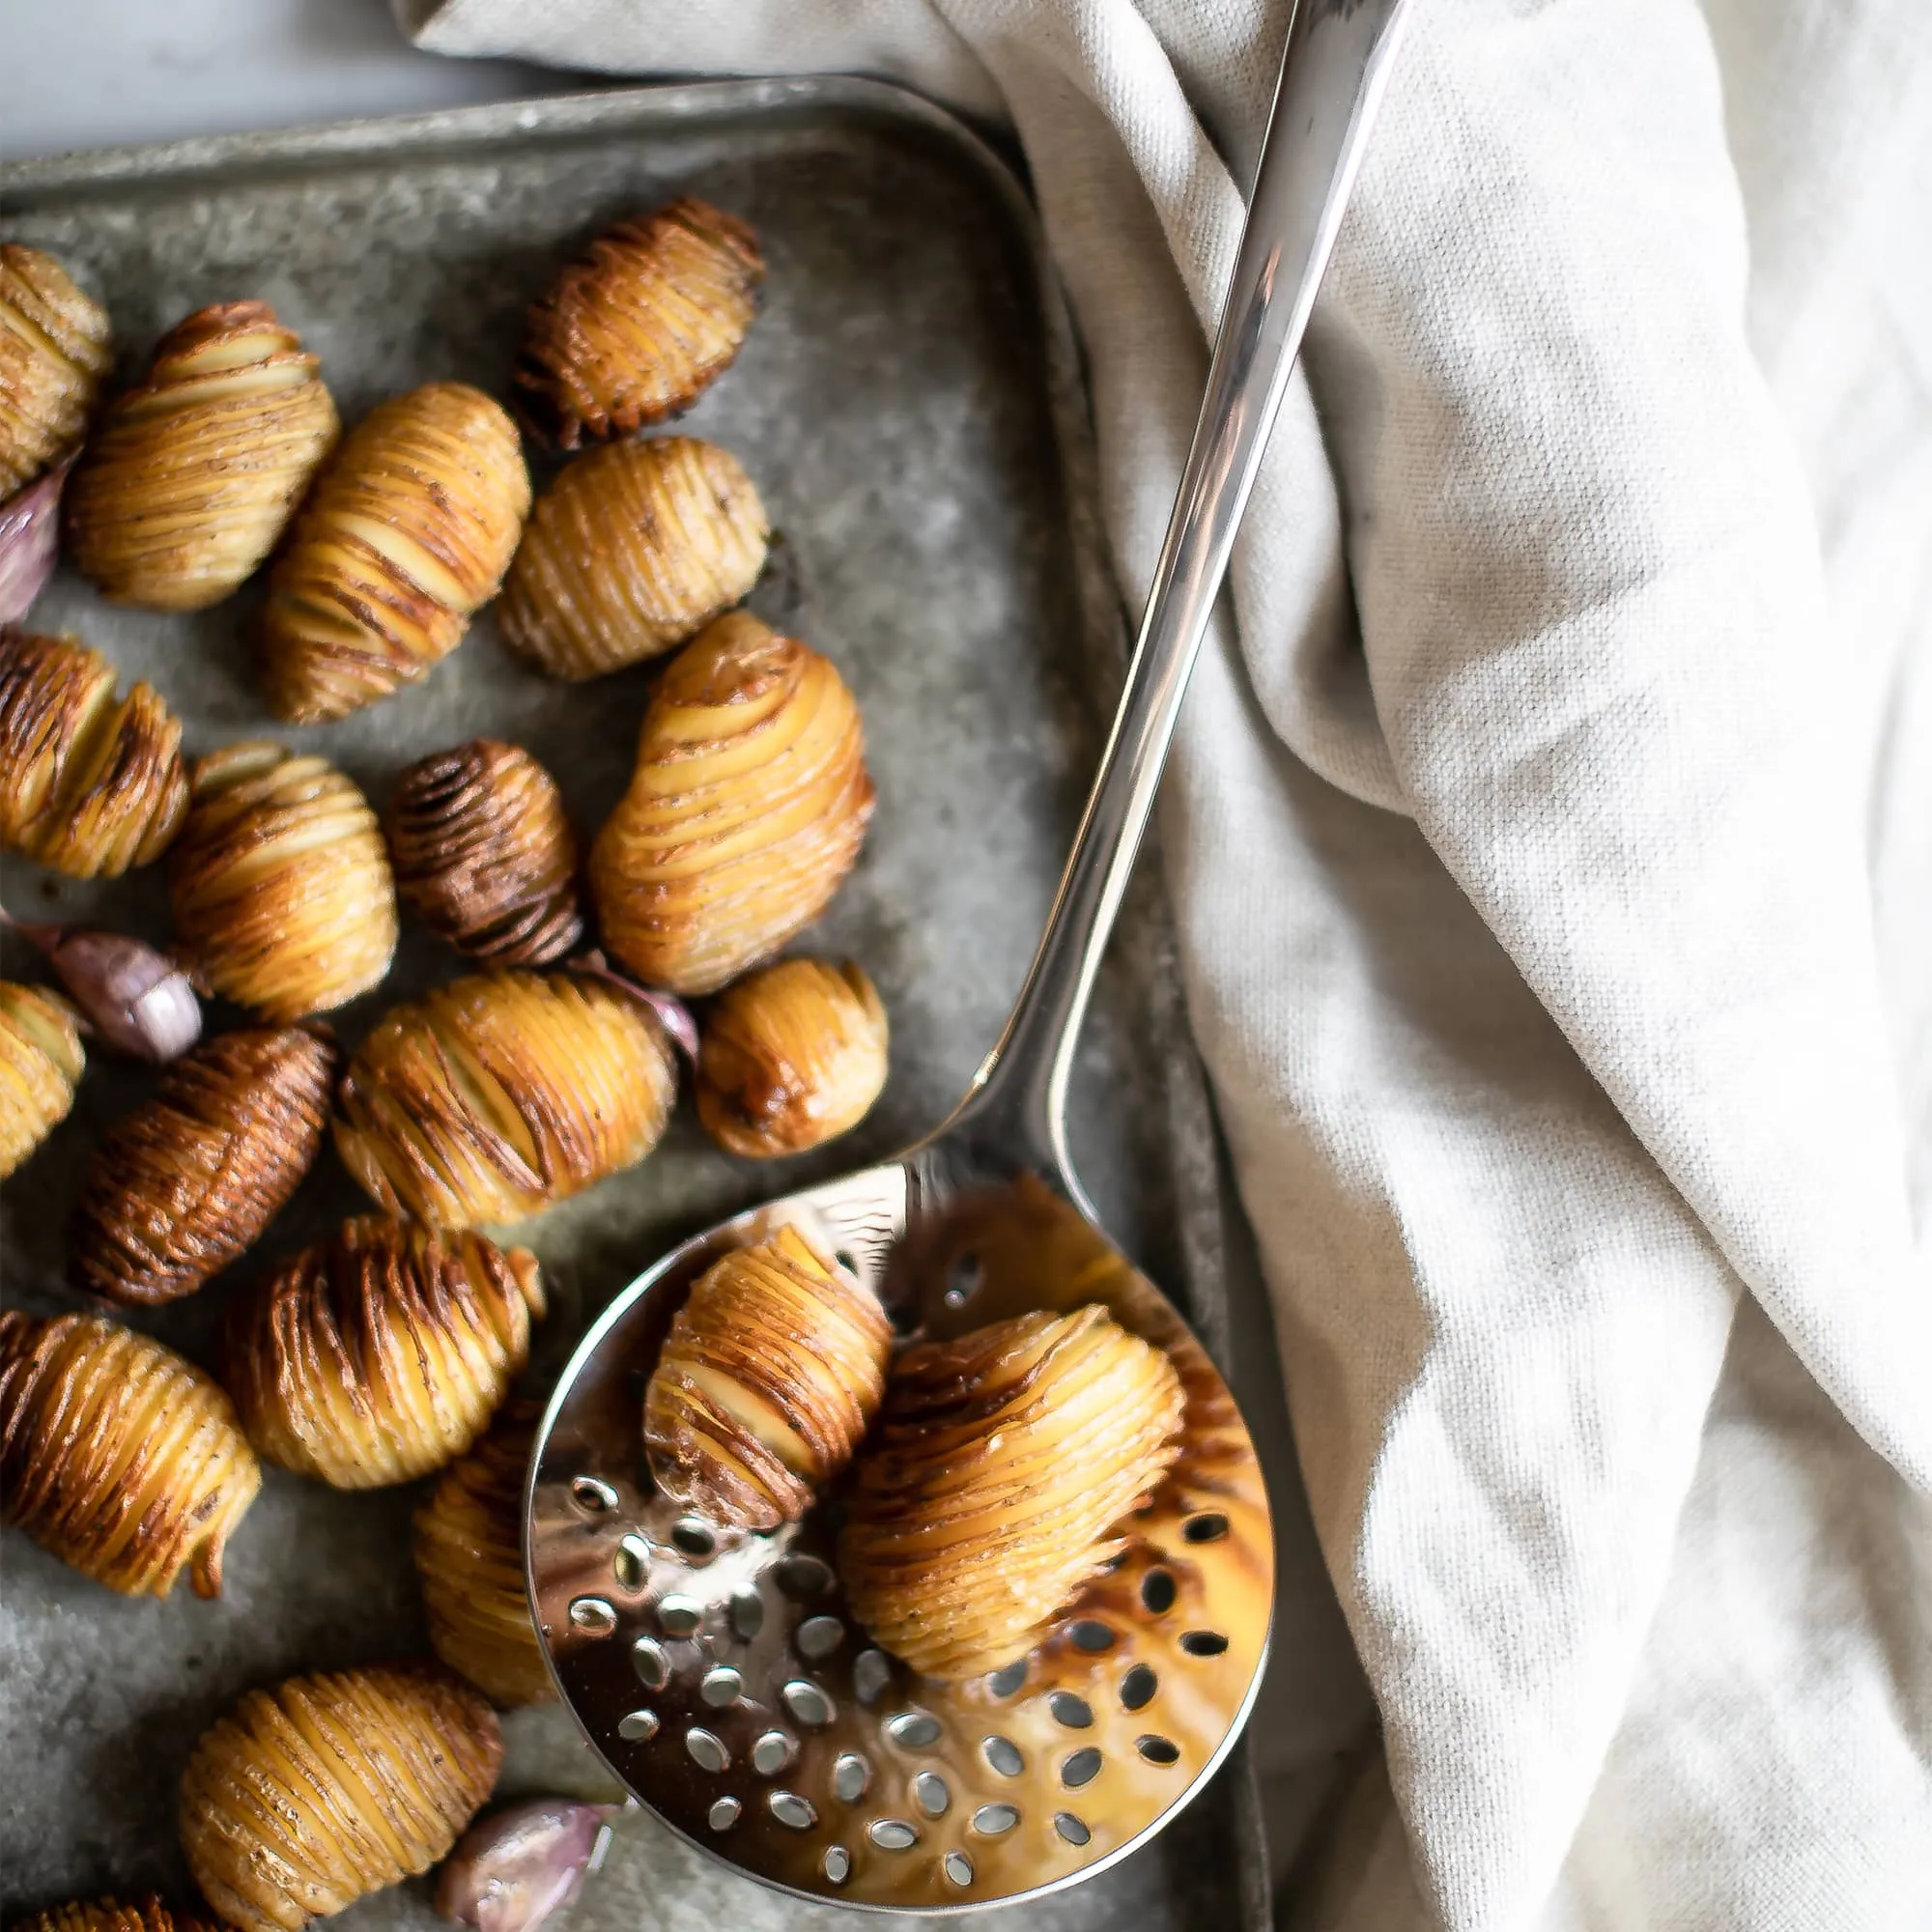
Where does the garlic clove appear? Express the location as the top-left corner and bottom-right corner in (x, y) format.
(515, 196), (763, 449)
(0, 457), (74, 626)
(435, 1800), (616, 1932)
(16, 921), (202, 1061)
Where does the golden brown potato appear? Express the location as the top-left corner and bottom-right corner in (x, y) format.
(696, 957), (888, 1158)
(644, 1226), (891, 1532)
(256, 383), (531, 722)
(497, 437), (767, 681)
(0, 980), (84, 1179)
(414, 1404), (554, 1707)
(0, 1309), (261, 1598)
(384, 740), (582, 966)
(334, 970), (677, 1229)
(67, 300), (338, 611)
(71, 1026), (337, 1307)
(14, 1897), (221, 1932)
(0, 630), (187, 877)
(180, 1662), (502, 1932)
(588, 613), (873, 995)
(839, 1306), (1186, 1680)
(222, 1215), (544, 1489)
(515, 196), (763, 448)
(0, 243), (114, 497)
(168, 741), (398, 1021)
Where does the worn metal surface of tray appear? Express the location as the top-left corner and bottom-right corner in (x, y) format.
(0, 78), (1268, 1932)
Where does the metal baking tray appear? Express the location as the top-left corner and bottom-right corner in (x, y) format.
(0, 77), (1269, 1932)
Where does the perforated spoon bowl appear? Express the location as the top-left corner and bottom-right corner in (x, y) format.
(527, 0), (1415, 1911)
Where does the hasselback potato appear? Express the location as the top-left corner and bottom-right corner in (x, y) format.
(497, 437), (767, 680)
(384, 740), (582, 965)
(0, 630), (187, 876)
(222, 1215), (545, 1489)
(334, 970), (677, 1228)
(839, 1306), (1185, 1680)
(168, 741), (398, 1020)
(589, 611), (873, 994)
(0, 243), (114, 497)
(0, 980), (84, 1179)
(14, 1901), (218, 1932)
(67, 300), (338, 611)
(413, 1404), (554, 1706)
(256, 383), (530, 722)
(180, 1662), (501, 1932)
(696, 957), (888, 1157)
(515, 196), (763, 448)
(644, 1226), (891, 1532)
(0, 1309), (261, 1597)
(71, 1025), (336, 1306)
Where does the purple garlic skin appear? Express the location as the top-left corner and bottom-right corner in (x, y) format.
(569, 949), (698, 1063)
(14, 920), (202, 1062)
(0, 459), (71, 627)
(435, 1799), (617, 1932)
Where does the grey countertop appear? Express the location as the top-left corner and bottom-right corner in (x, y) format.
(4, 0), (573, 161)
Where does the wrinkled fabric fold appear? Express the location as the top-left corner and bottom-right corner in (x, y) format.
(397, 1), (1932, 1925)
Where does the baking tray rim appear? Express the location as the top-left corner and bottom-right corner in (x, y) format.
(0, 71), (1273, 1930)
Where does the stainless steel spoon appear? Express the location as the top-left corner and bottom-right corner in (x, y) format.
(527, 0), (1415, 1912)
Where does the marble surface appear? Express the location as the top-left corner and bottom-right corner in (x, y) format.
(3, 0), (571, 161)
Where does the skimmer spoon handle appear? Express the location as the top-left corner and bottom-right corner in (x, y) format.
(956, 0), (1417, 1182)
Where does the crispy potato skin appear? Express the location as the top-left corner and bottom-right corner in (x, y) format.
(0, 980), (84, 1179)
(588, 612), (873, 995)
(256, 382), (530, 722)
(515, 196), (763, 448)
(839, 1306), (1186, 1680)
(333, 969), (677, 1229)
(0, 243), (114, 497)
(167, 740), (398, 1021)
(0, 630), (188, 877)
(696, 957), (889, 1157)
(14, 1896), (222, 1932)
(0, 1309), (261, 1599)
(497, 436), (768, 681)
(221, 1215), (545, 1489)
(644, 1226), (891, 1532)
(385, 740), (582, 966)
(71, 1025), (337, 1307)
(179, 1662), (502, 1932)
(67, 300), (338, 611)
(413, 1404), (556, 1707)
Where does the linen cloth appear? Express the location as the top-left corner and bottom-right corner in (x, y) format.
(395, 2), (1932, 1926)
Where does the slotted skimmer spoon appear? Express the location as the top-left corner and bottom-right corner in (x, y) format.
(527, 0), (1415, 1911)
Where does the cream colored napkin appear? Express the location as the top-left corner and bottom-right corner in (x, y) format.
(397, 1), (1932, 1925)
